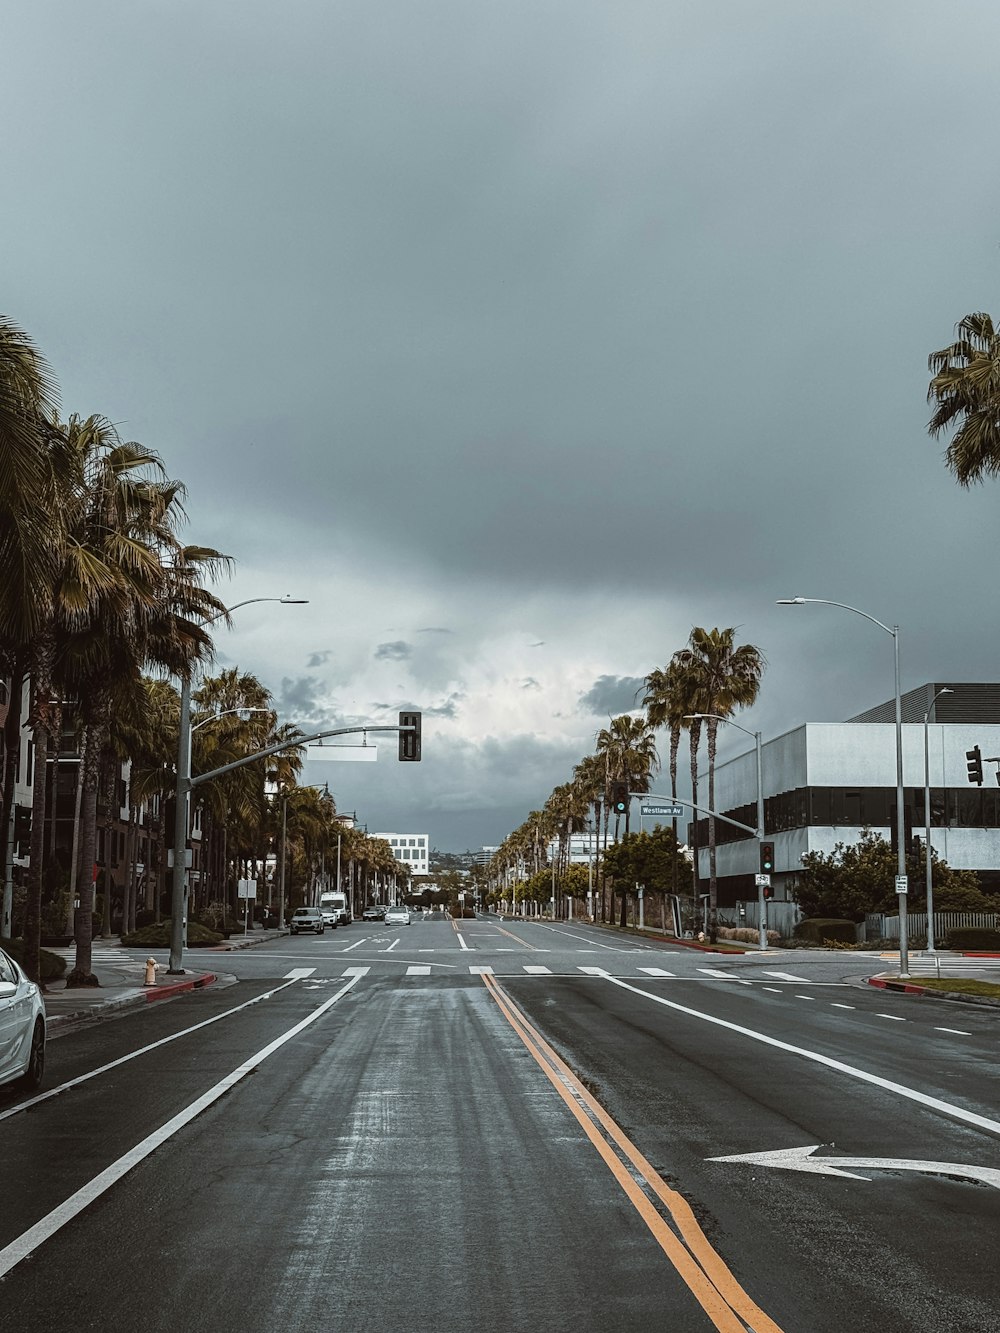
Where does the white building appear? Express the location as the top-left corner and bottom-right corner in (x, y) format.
(695, 682), (1000, 905)
(373, 832), (430, 877)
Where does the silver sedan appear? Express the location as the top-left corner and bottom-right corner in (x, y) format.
(0, 946), (45, 1091)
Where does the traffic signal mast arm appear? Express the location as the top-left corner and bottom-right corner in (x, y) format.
(188, 722), (418, 791)
(637, 792), (758, 837)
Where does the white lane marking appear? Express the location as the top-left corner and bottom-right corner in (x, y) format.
(456, 933), (471, 951)
(284, 968), (317, 979)
(468, 966), (494, 975)
(638, 967), (675, 977)
(341, 937), (370, 952)
(522, 965), (552, 974)
(0, 975), (363, 1279)
(831, 1003), (855, 1010)
(935, 1027), (971, 1036)
(5, 980), (302, 1124)
(579, 966), (610, 976)
(342, 966), (370, 976)
(384, 939), (400, 952)
(534, 924), (635, 952)
(876, 1014), (906, 1022)
(795, 995), (816, 1001)
(698, 968), (737, 979)
(601, 975), (1000, 1139)
(762, 971), (810, 982)
(406, 966), (431, 975)
(710, 1145), (1000, 1190)
(761, 987), (784, 994)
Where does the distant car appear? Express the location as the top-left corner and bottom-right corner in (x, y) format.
(0, 947), (45, 1091)
(290, 907), (325, 935)
(383, 906), (411, 926)
(320, 907), (340, 930)
(362, 905), (384, 921)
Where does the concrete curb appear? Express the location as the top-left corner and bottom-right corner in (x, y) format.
(866, 975), (1000, 1008)
(44, 971), (219, 1033)
(144, 972), (216, 1001)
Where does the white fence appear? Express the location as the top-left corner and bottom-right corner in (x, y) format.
(865, 911), (1000, 942)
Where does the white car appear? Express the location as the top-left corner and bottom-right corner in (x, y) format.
(383, 906), (411, 926)
(0, 947), (45, 1091)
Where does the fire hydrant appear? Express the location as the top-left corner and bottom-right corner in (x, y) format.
(143, 957), (159, 987)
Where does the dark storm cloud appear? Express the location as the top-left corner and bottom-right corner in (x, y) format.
(277, 676), (337, 730)
(579, 676), (645, 716)
(374, 641), (412, 661)
(417, 627), (452, 635)
(306, 650), (332, 668)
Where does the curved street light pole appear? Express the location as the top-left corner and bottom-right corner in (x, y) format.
(923, 688), (953, 953)
(777, 597), (910, 978)
(687, 713), (767, 951)
(169, 596), (308, 974)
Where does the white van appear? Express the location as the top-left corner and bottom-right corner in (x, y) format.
(320, 892), (351, 925)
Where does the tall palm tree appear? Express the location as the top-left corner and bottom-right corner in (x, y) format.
(928, 313), (1000, 485)
(672, 627), (765, 941)
(595, 715), (659, 925)
(642, 658), (699, 908)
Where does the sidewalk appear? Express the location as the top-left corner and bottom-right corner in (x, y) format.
(42, 928), (287, 1033)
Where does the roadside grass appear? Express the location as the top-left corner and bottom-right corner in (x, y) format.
(914, 977), (1000, 999)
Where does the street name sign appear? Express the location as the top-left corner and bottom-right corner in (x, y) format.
(640, 803), (685, 817)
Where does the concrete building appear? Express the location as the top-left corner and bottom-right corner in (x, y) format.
(694, 682), (1000, 906)
(373, 832), (430, 877)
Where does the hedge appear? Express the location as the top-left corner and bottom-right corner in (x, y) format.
(1, 937), (68, 982)
(794, 918), (857, 945)
(945, 927), (1000, 951)
(121, 920), (223, 948)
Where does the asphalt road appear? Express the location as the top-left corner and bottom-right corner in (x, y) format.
(1, 914), (998, 1332)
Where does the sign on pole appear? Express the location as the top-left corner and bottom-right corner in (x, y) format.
(895, 875), (908, 895)
(640, 803), (685, 818)
(755, 873), (771, 889)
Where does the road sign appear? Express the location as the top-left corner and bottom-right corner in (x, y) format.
(895, 874), (908, 895)
(755, 873), (771, 888)
(641, 803), (685, 817)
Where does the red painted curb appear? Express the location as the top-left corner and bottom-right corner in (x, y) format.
(866, 977), (926, 995)
(144, 974), (216, 1002)
(962, 952), (1000, 958)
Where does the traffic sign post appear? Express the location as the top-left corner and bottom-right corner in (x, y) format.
(640, 803), (685, 818)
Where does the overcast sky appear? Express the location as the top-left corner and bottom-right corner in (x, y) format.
(5, 1), (1000, 850)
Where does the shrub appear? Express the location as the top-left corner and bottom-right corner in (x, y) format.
(2, 937), (68, 982)
(794, 918), (857, 945)
(121, 920), (223, 948)
(717, 926), (781, 945)
(945, 927), (1000, 951)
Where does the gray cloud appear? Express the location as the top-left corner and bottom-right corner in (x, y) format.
(276, 676), (337, 731)
(521, 677), (540, 690)
(374, 641), (412, 661)
(579, 676), (646, 717)
(417, 626), (452, 635)
(306, 650), (332, 668)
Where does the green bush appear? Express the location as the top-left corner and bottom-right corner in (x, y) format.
(1, 937), (68, 981)
(945, 927), (1000, 951)
(121, 920), (223, 948)
(794, 918), (857, 945)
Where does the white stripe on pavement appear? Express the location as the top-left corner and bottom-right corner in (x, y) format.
(638, 967), (675, 977)
(342, 966), (370, 976)
(468, 966), (494, 975)
(762, 971), (810, 982)
(406, 966), (431, 975)
(522, 965), (552, 974)
(578, 966), (609, 976)
(283, 967), (317, 979)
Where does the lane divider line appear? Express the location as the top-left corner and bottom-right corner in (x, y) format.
(3, 979), (303, 1124)
(0, 974), (363, 1280)
(482, 974), (785, 1333)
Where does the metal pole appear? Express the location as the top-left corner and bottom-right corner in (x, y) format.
(922, 687), (951, 954)
(894, 627), (910, 979)
(168, 673), (192, 974)
(755, 730), (767, 951)
(278, 796), (287, 929)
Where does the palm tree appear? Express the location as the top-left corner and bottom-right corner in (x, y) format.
(595, 715), (659, 925)
(642, 659), (699, 909)
(672, 627), (765, 941)
(928, 313), (1000, 484)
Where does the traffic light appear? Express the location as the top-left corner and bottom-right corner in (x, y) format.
(398, 711), (422, 762)
(966, 745), (983, 786)
(610, 781), (629, 815)
(759, 842), (774, 874)
(762, 881), (774, 900)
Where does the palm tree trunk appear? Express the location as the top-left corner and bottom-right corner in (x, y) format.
(670, 723), (680, 904)
(23, 718), (49, 985)
(688, 719), (702, 932)
(1, 660), (27, 940)
(65, 728), (87, 934)
(101, 748), (116, 938)
(67, 711), (106, 986)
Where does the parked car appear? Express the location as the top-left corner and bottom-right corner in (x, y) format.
(0, 947), (45, 1091)
(320, 907), (340, 929)
(362, 905), (385, 921)
(289, 907), (326, 935)
(383, 906), (411, 926)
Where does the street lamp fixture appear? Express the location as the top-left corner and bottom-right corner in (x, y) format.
(169, 596), (309, 973)
(686, 713), (768, 951)
(778, 596), (910, 977)
(922, 688), (953, 953)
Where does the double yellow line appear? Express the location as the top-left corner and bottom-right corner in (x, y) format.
(482, 974), (785, 1333)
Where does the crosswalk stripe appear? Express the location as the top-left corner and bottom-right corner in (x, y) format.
(468, 966), (494, 975)
(762, 970), (809, 982)
(284, 967), (317, 979)
(342, 966), (370, 976)
(522, 965), (552, 974)
(578, 966), (609, 976)
(638, 967), (675, 977)
(697, 968), (735, 978)
(406, 965), (431, 975)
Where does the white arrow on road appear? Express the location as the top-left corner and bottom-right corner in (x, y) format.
(708, 1145), (1000, 1189)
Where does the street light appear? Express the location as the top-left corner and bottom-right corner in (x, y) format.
(686, 713), (768, 951)
(169, 596), (308, 973)
(923, 688), (953, 953)
(777, 597), (910, 978)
